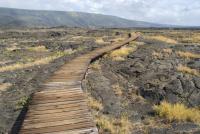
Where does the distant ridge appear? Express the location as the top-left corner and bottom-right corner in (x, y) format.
(0, 7), (168, 28)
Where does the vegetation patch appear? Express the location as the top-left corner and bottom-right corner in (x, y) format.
(90, 61), (101, 70)
(0, 83), (12, 92)
(0, 49), (74, 72)
(88, 96), (103, 111)
(152, 51), (163, 59)
(6, 46), (20, 51)
(176, 51), (200, 59)
(177, 64), (199, 76)
(112, 84), (123, 96)
(109, 46), (136, 61)
(154, 101), (200, 124)
(16, 96), (29, 110)
(163, 48), (172, 54)
(28, 45), (48, 52)
(146, 35), (177, 44)
(95, 38), (106, 44)
(95, 114), (132, 134)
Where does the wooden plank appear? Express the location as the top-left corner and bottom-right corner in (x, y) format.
(29, 100), (87, 107)
(23, 113), (90, 124)
(19, 122), (95, 134)
(27, 105), (88, 115)
(27, 102), (87, 111)
(25, 109), (90, 119)
(30, 96), (86, 105)
(22, 117), (93, 129)
(45, 127), (98, 134)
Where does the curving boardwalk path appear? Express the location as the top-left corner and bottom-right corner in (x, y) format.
(13, 35), (138, 134)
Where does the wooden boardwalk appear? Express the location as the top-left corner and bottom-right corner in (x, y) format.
(13, 35), (138, 134)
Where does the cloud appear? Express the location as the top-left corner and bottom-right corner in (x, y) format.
(0, 0), (199, 26)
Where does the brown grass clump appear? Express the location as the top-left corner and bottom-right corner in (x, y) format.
(28, 46), (48, 52)
(177, 64), (199, 76)
(90, 61), (101, 70)
(109, 46), (136, 61)
(112, 84), (123, 96)
(176, 51), (200, 59)
(146, 35), (177, 44)
(163, 48), (172, 54)
(96, 115), (115, 133)
(152, 51), (162, 59)
(96, 115), (132, 134)
(0, 83), (12, 92)
(111, 37), (125, 42)
(6, 46), (20, 51)
(154, 101), (200, 124)
(0, 49), (74, 72)
(95, 38), (106, 44)
(88, 96), (103, 111)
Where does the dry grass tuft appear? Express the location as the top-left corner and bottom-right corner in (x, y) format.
(152, 51), (162, 59)
(16, 96), (29, 110)
(88, 96), (103, 111)
(177, 64), (199, 76)
(146, 35), (177, 44)
(176, 51), (200, 59)
(0, 83), (12, 92)
(109, 46), (136, 61)
(95, 114), (132, 134)
(6, 46), (20, 51)
(0, 49), (74, 72)
(163, 48), (172, 54)
(154, 101), (200, 124)
(112, 84), (123, 96)
(115, 115), (132, 134)
(111, 37), (125, 42)
(96, 115), (115, 133)
(95, 38), (106, 44)
(28, 46), (48, 52)
(90, 61), (101, 70)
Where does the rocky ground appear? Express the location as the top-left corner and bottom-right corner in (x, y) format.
(83, 35), (200, 133)
(0, 28), (200, 134)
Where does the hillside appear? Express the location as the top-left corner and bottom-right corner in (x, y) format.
(0, 7), (165, 28)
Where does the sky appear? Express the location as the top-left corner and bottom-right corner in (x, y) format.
(0, 0), (200, 26)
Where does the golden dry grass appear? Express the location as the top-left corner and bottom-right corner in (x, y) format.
(154, 101), (200, 124)
(28, 46), (48, 52)
(152, 51), (162, 59)
(111, 37), (126, 42)
(146, 35), (177, 44)
(177, 64), (199, 76)
(112, 84), (123, 96)
(0, 49), (74, 73)
(96, 115), (115, 133)
(90, 61), (101, 70)
(95, 38), (106, 44)
(95, 115), (132, 134)
(163, 48), (172, 54)
(109, 46), (136, 61)
(0, 83), (12, 92)
(176, 51), (200, 59)
(6, 46), (19, 51)
(115, 115), (132, 134)
(88, 96), (103, 111)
